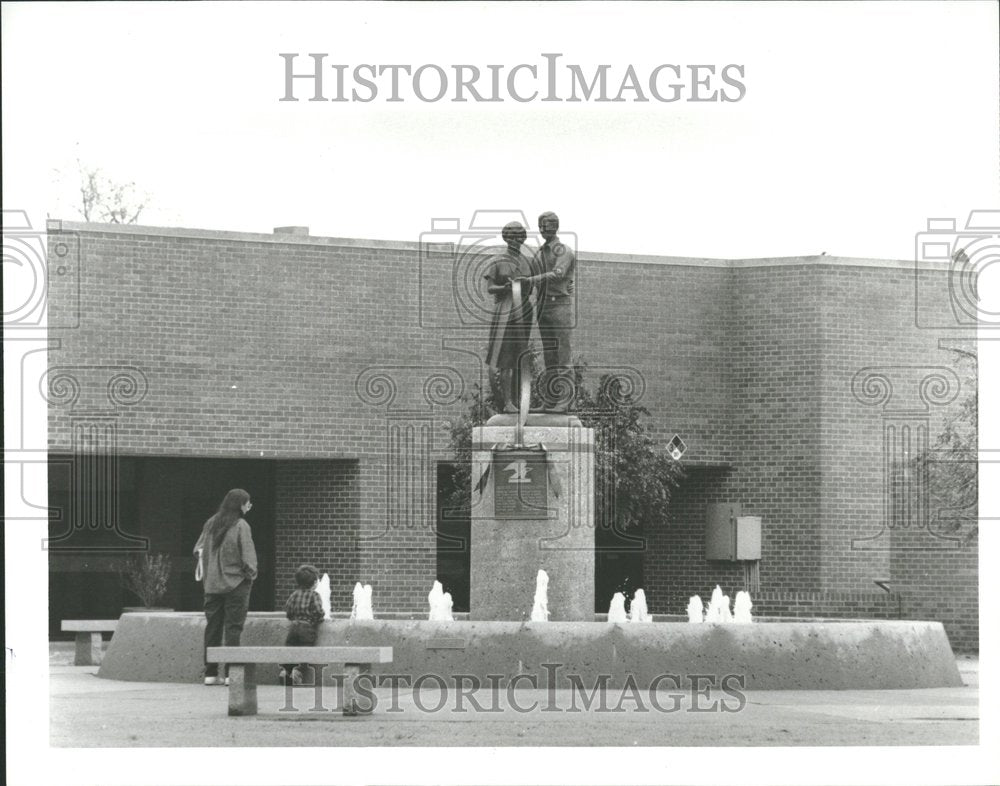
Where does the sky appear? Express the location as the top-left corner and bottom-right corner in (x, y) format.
(2, 1), (998, 260)
(3, 3), (1000, 785)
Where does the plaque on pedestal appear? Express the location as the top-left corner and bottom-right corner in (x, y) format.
(492, 449), (553, 520)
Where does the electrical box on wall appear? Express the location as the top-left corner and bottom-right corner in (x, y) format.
(705, 503), (761, 561)
(735, 516), (762, 560)
(705, 503), (740, 560)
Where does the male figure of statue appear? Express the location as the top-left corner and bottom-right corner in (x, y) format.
(520, 211), (576, 412)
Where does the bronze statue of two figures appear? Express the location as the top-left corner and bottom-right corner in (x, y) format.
(484, 211), (577, 424)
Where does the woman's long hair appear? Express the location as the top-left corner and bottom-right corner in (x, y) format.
(207, 488), (250, 549)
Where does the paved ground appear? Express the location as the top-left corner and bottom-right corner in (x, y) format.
(49, 644), (979, 747)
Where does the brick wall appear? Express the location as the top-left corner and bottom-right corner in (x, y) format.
(274, 460), (361, 610)
(575, 257), (733, 460)
(643, 468), (745, 615)
(751, 590), (900, 619)
(890, 525), (978, 652)
(726, 265), (825, 591)
(638, 261), (975, 647)
(45, 222), (976, 645)
(44, 224), (735, 607)
(817, 267), (977, 649)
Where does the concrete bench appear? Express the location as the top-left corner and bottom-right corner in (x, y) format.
(206, 646), (393, 717)
(61, 620), (118, 665)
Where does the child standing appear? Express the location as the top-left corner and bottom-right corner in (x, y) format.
(280, 564), (325, 686)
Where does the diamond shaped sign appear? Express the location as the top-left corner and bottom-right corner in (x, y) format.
(667, 434), (687, 461)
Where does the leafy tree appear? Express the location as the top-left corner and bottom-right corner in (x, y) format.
(921, 347), (978, 543)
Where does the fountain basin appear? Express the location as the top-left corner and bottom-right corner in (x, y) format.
(96, 613), (962, 689)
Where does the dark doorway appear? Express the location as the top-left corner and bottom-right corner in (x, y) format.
(49, 455), (277, 637)
(164, 457), (276, 613)
(436, 462), (470, 612)
(595, 519), (645, 614)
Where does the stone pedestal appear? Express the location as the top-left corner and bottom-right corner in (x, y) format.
(470, 414), (594, 621)
(75, 632), (103, 666)
(227, 664), (257, 716)
(342, 663), (375, 716)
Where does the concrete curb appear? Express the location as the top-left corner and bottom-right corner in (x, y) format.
(98, 613), (962, 690)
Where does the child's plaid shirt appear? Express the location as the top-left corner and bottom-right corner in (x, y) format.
(284, 589), (325, 625)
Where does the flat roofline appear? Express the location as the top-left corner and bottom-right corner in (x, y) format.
(46, 218), (939, 271)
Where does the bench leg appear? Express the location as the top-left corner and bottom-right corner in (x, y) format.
(343, 663), (373, 716)
(74, 632), (102, 666)
(228, 664), (258, 716)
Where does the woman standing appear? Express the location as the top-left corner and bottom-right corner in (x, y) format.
(484, 221), (535, 413)
(194, 488), (258, 685)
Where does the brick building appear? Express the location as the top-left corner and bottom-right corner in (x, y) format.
(45, 219), (979, 650)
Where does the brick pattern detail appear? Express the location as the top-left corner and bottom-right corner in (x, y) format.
(890, 527), (978, 652)
(751, 591), (899, 620)
(725, 266), (825, 590)
(274, 460), (360, 610)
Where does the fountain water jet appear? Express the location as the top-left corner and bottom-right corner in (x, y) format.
(687, 595), (705, 623)
(705, 585), (732, 623)
(351, 582), (374, 620)
(607, 592), (628, 623)
(629, 589), (652, 622)
(427, 580), (454, 621)
(721, 593), (733, 623)
(734, 590), (753, 624)
(530, 570), (550, 622)
(317, 573), (332, 620)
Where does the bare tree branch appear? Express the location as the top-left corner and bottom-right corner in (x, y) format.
(74, 157), (149, 224)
